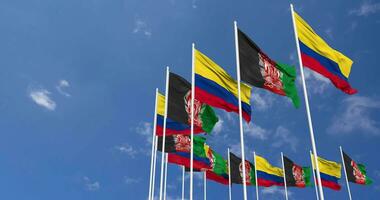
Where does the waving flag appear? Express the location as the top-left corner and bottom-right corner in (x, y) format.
(294, 11), (357, 94)
(237, 29), (300, 108)
(311, 154), (342, 190)
(204, 145), (229, 185)
(194, 49), (252, 122)
(256, 155), (284, 187)
(229, 152), (256, 185)
(342, 151), (372, 185)
(283, 156), (312, 188)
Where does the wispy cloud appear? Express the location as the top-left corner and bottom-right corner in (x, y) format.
(272, 126), (299, 152)
(191, 0), (198, 9)
(324, 28), (333, 39)
(349, 1), (380, 16)
(251, 91), (275, 111)
(133, 19), (152, 37)
(114, 143), (138, 158)
(124, 177), (141, 184)
(83, 176), (100, 191)
(261, 187), (292, 197)
(29, 88), (56, 111)
(136, 122), (153, 143)
(56, 79), (71, 97)
(328, 96), (380, 135)
(213, 119), (224, 135)
(299, 68), (330, 94)
(244, 123), (269, 140)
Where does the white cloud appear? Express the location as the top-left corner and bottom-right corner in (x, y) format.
(300, 68), (330, 94)
(56, 79), (71, 97)
(29, 88), (56, 111)
(324, 28), (333, 39)
(213, 119), (223, 135)
(261, 187), (292, 197)
(115, 143), (138, 158)
(124, 177), (141, 184)
(328, 96), (380, 135)
(251, 92), (274, 111)
(271, 126), (298, 152)
(133, 19), (152, 37)
(136, 122), (153, 143)
(191, 0), (198, 8)
(350, 1), (380, 16)
(244, 123), (269, 140)
(83, 176), (100, 191)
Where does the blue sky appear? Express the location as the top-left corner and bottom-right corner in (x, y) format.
(0, 0), (380, 199)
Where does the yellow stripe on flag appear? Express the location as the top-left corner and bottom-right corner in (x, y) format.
(194, 49), (251, 105)
(157, 92), (165, 116)
(311, 154), (341, 178)
(256, 155), (283, 177)
(294, 11), (353, 78)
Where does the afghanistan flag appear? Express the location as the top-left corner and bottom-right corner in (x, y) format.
(168, 72), (219, 134)
(203, 145), (229, 185)
(283, 156), (312, 188)
(342, 151), (372, 185)
(185, 167), (229, 185)
(157, 134), (200, 153)
(237, 29), (300, 108)
(229, 152), (255, 185)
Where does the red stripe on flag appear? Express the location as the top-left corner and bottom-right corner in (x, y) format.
(156, 125), (203, 136)
(168, 154), (211, 170)
(257, 178), (284, 187)
(206, 171), (229, 185)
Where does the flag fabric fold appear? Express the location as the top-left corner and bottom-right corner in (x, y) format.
(229, 152), (256, 185)
(255, 155), (284, 187)
(294, 11), (357, 94)
(311, 154), (342, 190)
(194, 49), (252, 122)
(237, 29), (300, 108)
(283, 156), (312, 188)
(342, 151), (372, 185)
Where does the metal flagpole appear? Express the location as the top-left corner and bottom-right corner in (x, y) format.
(233, 20), (248, 200)
(164, 153), (168, 200)
(190, 43), (195, 200)
(182, 166), (185, 200)
(204, 171), (207, 200)
(281, 152), (289, 200)
(228, 148), (232, 200)
(290, 4), (325, 200)
(152, 135), (158, 200)
(340, 146), (353, 200)
(159, 67), (170, 200)
(253, 152), (259, 200)
(310, 151), (320, 200)
(148, 89), (159, 200)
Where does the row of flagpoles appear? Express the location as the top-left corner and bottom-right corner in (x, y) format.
(146, 4), (367, 200)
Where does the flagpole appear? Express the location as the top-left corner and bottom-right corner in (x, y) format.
(164, 153), (168, 200)
(281, 152), (289, 200)
(190, 42), (195, 200)
(148, 89), (159, 200)
(228, 148), (232, 200)
(159, 67), (170, 200)
(152, 135), (158, 200)
(310, 150), (320, 200)
(290, 4), (325, 200)
(340, 146), (353, 200)
(182, 166), (185, 200)
(253, 152), (259, 200)
(234, 20), (248, 200)
(204, 171), (207, 200)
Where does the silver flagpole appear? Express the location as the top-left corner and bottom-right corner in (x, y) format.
(281, 152), (289, 200)
(310, 151), (320, 200)
(190, 43), (195, 200)
(253, 152), (259, 200)
(164, 154), (168, 200)
(340, 146), (353, 200)
(182, 166), (185, 200)
(233, 20), (248, 200)
(151, 135), (158, 200)
(159, 67), (170, 200)
(228, 148), (232, 200)
(290, 4), (325, 200)
(204, 171), (207, 200)
(148, 89), (159, 200)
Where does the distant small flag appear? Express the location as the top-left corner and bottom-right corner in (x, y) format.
(229, 152), (256, 185)
(194, 49), (252, 122)
(255, 155), (284, 187)
(167, 73), (219, 134)
(237, 29), (300, 108)
(156, 93), (202, 136)
(157, 134), (199, 153)
(294, 11), (357, 94)
(283, 156), (312, 188)
(204, 145), (229, 185)
(185, 167), (229, 185)
(311, 154), (342, 190)
(342, 151), (373, 185)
